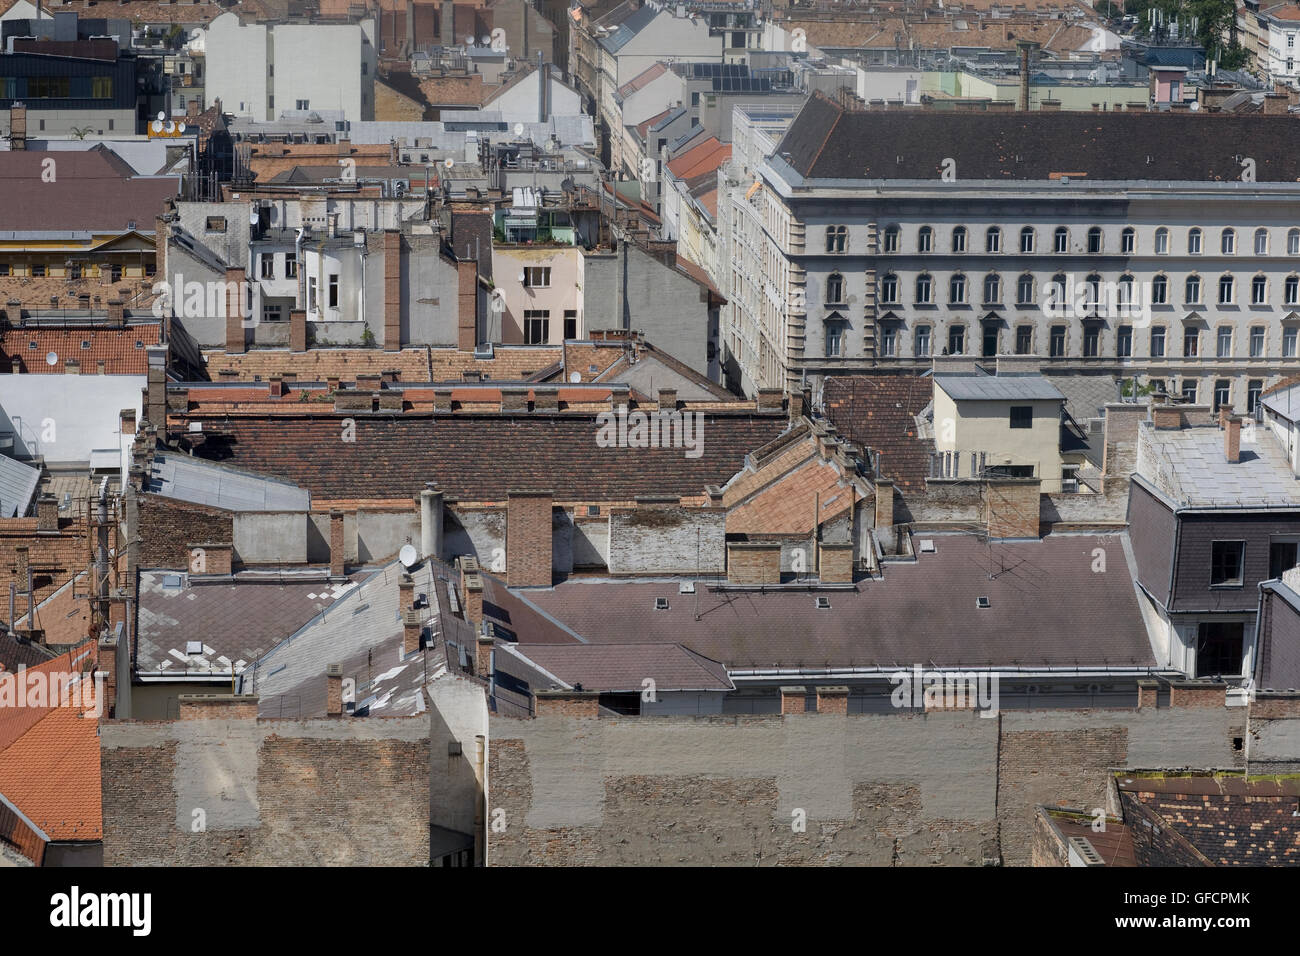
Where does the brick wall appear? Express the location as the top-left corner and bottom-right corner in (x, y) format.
(136, 494), (234, 570)
(534, 691), (599, 716)
(507, 491), (553, 588)
(727, 542), (781, 584)
(983, 479), (1040, 539)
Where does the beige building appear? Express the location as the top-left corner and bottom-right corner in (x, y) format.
(490, 245), (584, 345)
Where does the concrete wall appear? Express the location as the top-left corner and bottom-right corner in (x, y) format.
(0, 374), (143, 465)
(234, 512), (308, 565)
(488, 704), (1256, 866)
(607, 507), (725, 575)
(444, 508), (506, 571)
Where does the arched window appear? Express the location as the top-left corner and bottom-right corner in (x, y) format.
(826, 272), (844, 304)
(1221, 228), (1236, 255)
(1118, 274), (1135, 308)
(826, 225), (848, 253)
(1121, 227), (1135, 254)
(985, 227), (1002, 253)
(1219, 274), (1235, 304)
(1151, 273), (1168, 304)
(1054, 227), (1069, 253)
(915, 273), (933, 304)
(1087, 227), (1103, 254)
(880, 225), (898, 253)
(1017, 273), (1035, 305)
(1255, 228), (1269, 256)
(949, 273), (967, 304)
(1188, 227), (1203, 255)
(879, 272), (899, 304)
(1020, 227), (1035, 254)
(983, 273), (1002, 304)
(1083, 273), (1102, 312)
(952, 226), (967, 253)
(918, 226), (933, 253)
(1155, 227), (1169, 255)
(1185, 274), (1201, 304)
(1289, 229), (1300, 256)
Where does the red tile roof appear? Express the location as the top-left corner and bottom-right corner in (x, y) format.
(666, 137), (731, 181)
(1, 325), (161, 375)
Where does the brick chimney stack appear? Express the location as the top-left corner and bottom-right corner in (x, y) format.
(1225, 416), (1242, 464)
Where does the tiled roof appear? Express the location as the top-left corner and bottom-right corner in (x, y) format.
(500, 641), (734, 692)
(618, 62), (668, 100)
(778, 94), (1300, 182)
(180, 411), (789, 503)
(0, 521), (93, 616)
(0, 643), (101, 843)
(15, 573), (92, 649)
(1, 324), (162, 375)
(823, 374), (933, 493)
(203, 347), (433, 382)
(666, 137), (730, 180)
(727, 455), (860, 535)
(418, 73), (486, 108)
(0, 148), (179, 232)
(431, 346), (562, 381)
(0, 630), (56, 674)
(247, 144), (395, 182)
(523, 532), (1156, 671)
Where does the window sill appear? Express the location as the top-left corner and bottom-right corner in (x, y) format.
(1208, 583), (1244, 590)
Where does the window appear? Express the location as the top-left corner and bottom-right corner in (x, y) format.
(880, 324), (897, 357)
(1142, 274), (1166, 309)
(1287, 328), (1299, 357)
(918, 226), (933, 253)
(296, 99), (310, 110)
(328, 274), (339, 309)
(1270, 540), (1299, 579)
(1155, 228), (1169, 254)
(260, 254), (274, 279)
(110, 264), (121, 283)
(1015, 326), (1032, 354)
(1020, 227), (1035, 254)
(825, 323), (843, 357)
(949, 273), (966, 304)
(1287, 276), (1299, 306)
(1009, 406), (1033, 429)
(1217, 326), (1232, 358)
(1250, 326), (1265, 357)
(1211, 541), (1245, 586)
(915, 274), (933, 305)
(1221, 228), (1236, 255)
(1050, 325), (1066, 357)
(69, 263), (81, 280)
(1290, 229), (1300, 256)
(1121, 227), (1135, 254)
(1219, 274), (1235, 304)
(879, 225), (896, 253)
(1083, 325), (1100, 357)
(1017, 273), (1035, 305)
(1082, 274), (1101, 314)
(523, 309), (550, 344)
(1252, 275), (1268, 305)
(1255, 228), (1269, 256)
(1117, 325), (1133, 358)
(1197, 621), (1244, 677)
(915, 325), (931, 357)
(1151, 326), (1166, 357)
(1249, 380), (1263, 414)
(826, 226), (847, 253)
(1183, 327), (1199, 357)
(1054, 227), (1068, 253)
(947, 325), (965, 355)
(307, 276), (317, 312)
(263, 303), (283, 323)
(1188, 228), (1202, 254)
(563, 310), (577, 340)
(951, 227), (967, 253)
(285, 253), (297, 278)
(1087, 227), (1103, 254)
(826, 272), (844, 304)
(1181, 379), (1197, 403)
(880, 273), (899, 304)
(30, 263), (45, 277)
(1118, 275), (1135, 309)
(983, 273), (1001, 304)
(523, 266), (551, 288)
(985, 227), (1001, 253)
(206, 216), (227, 233)
(0, 264), (7, 277)
(1214, 379), (1231, 412)
(1185, 274), (1201, 304)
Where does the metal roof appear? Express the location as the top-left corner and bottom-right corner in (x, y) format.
(147, 451), (310, 512)
(934, 374), (1066, 402)
(0, 455), (39, 519)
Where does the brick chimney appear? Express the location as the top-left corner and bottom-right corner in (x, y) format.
(403, 608), (423, 655)
(779, 685), (807, 714)
(476, 632), (493, 678)
(816, 685), (849, 714)
(225, 266), (247, 353)
(658, 387), (677, 409)
(384, 231), (401, 350)
(398, 572), (414, 610)
(874, 478), (894, 533)
(1225, 416), (1241, 464)
(189, 542), (233, 576)
(106, 298), (125, 328)
(727, 541), (782, 584)
(326, 663), (343, 716)
(35, 494), (58, 532)
(9, 105), (26, 150)
(1152, 405), (1181, 430)
(178, 695), (259, 720)
(329, 510), (345, 577)
(64, 360), (80, 375)
(460, 559), (484, 629)
(533, 689), (599, 716)
(983, 477), (1041, 540)
(289, 309), (307, 352)
(96, 634), (118, 721)
(120, 407), (137, 441)
(153, 216), (169, 279)
(14, 546), (29, 620)
(506, 490), (553, 587)
(458, 259), (477, 351)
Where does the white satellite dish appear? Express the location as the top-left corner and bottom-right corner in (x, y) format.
(513, 122), (524, 136)
(569, 372), (581, 383)
(45, 351), (58, 366)
(444, 158), (455, 169)
(156, 111), (165, 122)
(399, 544), (419, 569)
(151, 120), (163, 133)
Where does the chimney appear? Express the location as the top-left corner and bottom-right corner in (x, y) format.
(289, 309), (307, 352)
(268, 374), (284, 398)
(106, 298), (125, 328)
(816, 685), (849, 714)
(874, 478), (895, 534)
(96, 360), (106, 375)
(36, 494), (58, 532)
(154, 216), (169, 278)
(403, 608), (423, 656)
(658, 387), (677, 409)
(1152, 405), (1182, 430)
(779, 685), (807, 714)
(9, 105), (26, 151)
(476, 632), (493, 678)
(1225, 416), (1241, 464)
(147, 361), (166, 430)
(1016, 41), (1038, 111)
(419, 487), (443, 559)
(507, 490), (553, 587)
(225, 265), (246, 353)
(399, 572), (414, 611)
(189, 542), (233, 576)
(462, 568), (484, 630)
(983, 477), (1041, 540)
(329, 510), (346, 577)
(326, 663), (343, 716)
(457, 259), (477, 351)
(64, 360), (80, 375)
(726, 541), (782, 584)
(177, 695), (259, 720)
(384, 231), (401, 351)
(96, 634), (118, 721)
(15, 546), (29, 621)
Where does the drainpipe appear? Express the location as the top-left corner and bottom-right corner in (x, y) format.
(294, 226), (306, 309)
(474, 733), (487, 866)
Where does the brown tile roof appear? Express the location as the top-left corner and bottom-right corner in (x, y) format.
(431, 346), (562, 381)
(5, 0), (222, 21)
(0, 519), (92, 619)
(247, 143), (395, 182)
(16, 574), (93, 649)
(0, 276), (158, 312)
(727, 454), (859, 535)
(418, 73), (486, 108)
(0, 642), (101, 844)
(203, 347), (432, 382)
(177, 410), (789, 503)
(1, 324), (162, 375)
(523, 532), (1156, 669)
(502, 641), (734, 692)
(823, 374), (933, 493)
(0, 147), (179, 232)
(666, 137), (730, 180)
(618, 62), (668, 100)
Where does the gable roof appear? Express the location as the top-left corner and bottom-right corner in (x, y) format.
(823, 374), (934, 493)
(776, 94), (1300, 183)
(1, 324), (163, 376)
(0, 149), (179, 232)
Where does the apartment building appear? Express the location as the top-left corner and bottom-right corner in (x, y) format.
(719, 95), (1300, 406)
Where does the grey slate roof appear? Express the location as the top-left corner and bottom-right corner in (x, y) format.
(935, 374), (1066, 402)
(597, 4), (656, 54)
(499, 642), (734, 693)
(1139, 424), (1300, 509)
(147, 451), (310, 512)
(0, 455), (40, 519)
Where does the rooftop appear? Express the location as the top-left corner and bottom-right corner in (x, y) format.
(1138, 422), (1300, 509)
(935, 373), (1066, 402)
(499, 642), (734, 693)
(823, 374), (933, 493)
(145, 451), (311, 513)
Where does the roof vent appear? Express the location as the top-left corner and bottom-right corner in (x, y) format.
(162, 574), (183, 589)
(919, 539), (936, 553)
(654, 597), (669, 610)
(815, 596), (831, 610)
(976, 596), (991, 609)
(184, 640), (204, 655)
(326, 663), (343, 677)
(679, 581), (695, 594)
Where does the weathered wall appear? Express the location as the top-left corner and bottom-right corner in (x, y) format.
(233, 511), (308, 565)
(444, 508), (506, 571)
(607, 508), (725, 575)
(137, 494), (233, 569)
(488, 705), (1253, 867)
(356, 509), (419, 563)
(101, 717), (432, 866)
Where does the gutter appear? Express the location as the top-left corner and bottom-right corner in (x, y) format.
(727, 665), (1174, 681)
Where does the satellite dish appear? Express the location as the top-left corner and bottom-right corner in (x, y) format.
(444, 158), (454, 169)
(164, 121), (176, 133)
(151, 120), (163, 133)
(45, 351), (58, 366)
(399, 544), (419, 569)
(156, 111), (165, 122)
(569, 372), (581, 383)
(513, 122), (524, 136)
(1189, 101), (1200, 111)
